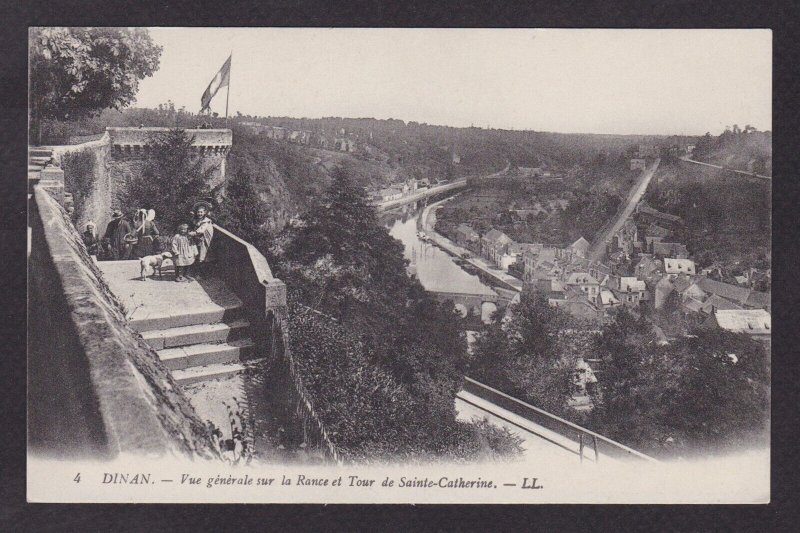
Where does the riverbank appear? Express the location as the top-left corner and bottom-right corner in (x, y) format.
(420, 198), (523, 292)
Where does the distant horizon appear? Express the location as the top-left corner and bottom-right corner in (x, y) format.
(129, 28), (772, 138)
(124, 105), (759, 139)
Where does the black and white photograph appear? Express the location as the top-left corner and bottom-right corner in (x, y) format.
(26, 27), (771, 503)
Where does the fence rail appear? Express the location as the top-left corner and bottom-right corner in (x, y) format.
(462, 377), (658, 463)
(279, 307), (345, 465)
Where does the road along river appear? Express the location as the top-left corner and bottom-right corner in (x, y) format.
(381, 201), (498, 298)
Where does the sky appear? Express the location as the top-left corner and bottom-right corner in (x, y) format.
(133, 28), (772, 136)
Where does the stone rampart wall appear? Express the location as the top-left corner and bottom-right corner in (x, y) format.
(52, 127), (232, 233)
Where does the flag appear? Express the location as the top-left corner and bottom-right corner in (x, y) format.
(200, 54), (231, 113)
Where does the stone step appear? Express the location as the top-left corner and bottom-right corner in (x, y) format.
(141, 319), (251, 350)
(157, 338), (255, 371)
(171, 361), (249, 386)
(30, 156), (52, 165)
(29, 148), (54, 157)
(129, 302), (244, 333)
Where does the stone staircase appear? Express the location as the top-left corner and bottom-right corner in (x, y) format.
(97, 261), (260, 386)
(134, 313), (256, 386)
(29, 147), (54, 175)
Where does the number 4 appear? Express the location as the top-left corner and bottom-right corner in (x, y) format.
(73, 473), (81, 483)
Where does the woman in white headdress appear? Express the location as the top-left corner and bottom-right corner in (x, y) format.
(131, 208), (160, 258)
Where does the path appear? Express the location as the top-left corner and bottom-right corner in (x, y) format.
(587, 158), (660, 262)
(375, 161), (511, 212)
(420, 198), (523, 292)
(679, 155), (771, 181)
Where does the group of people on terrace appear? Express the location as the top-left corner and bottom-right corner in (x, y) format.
(82, 201), (214, 282)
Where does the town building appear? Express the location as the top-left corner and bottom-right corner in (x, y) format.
(568, 236), (591, 259)
(644, 223), (673, 252)
(664, 258), (696, 278)
(564, 272), (600, 304)
(480, 229), (515, 267)
(613, 276), (648, 307)
(610, 219), (638, 257)
(551, 287), (604, 323)
(635, 254), (662, 282)
(374, 188), (403, 202)
(653, 241), (689, 259)
(630, 158), (647, 171)
(334, 137), (356, 152)
(454, 224), (481, 252)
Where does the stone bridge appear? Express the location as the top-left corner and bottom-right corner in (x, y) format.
(429, 290), (513, 323)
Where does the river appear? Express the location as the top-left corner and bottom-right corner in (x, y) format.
(381, 201), (496, 297)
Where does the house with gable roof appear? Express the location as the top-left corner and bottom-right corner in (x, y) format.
(480, 229), (515, 267)
(564, 272), (601, 304)
(568, 236), (591, 259)
(653, 242), (690, 259)
(612, 276), (648, 307)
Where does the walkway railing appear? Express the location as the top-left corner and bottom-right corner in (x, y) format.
(273, 311), (345, 465)
(461, 377), (658, 463)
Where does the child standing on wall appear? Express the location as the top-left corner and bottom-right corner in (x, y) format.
(171, 223), (196, 282)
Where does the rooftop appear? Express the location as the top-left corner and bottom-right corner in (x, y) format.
(483, 229), (514, 245)
(664, 258), (696, 274)
(570, 236), (591, 253)
(713, 309), (771, 335)
(696, 277), (752, 306)
(701, 294), (743, 314)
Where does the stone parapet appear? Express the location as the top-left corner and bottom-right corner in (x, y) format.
(107, 127), (232, 155)
(28, 186), (219, 460)
(209, 224), (287, 317)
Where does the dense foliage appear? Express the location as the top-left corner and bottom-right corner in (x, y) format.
(437, 182), (621, 247)
(692, 126), (771, 176)
(470, 291), (577, 416)
(471, 295), (770, 458)
(645, 162), (770, 271)
(119, 129), (218, 232)
(272, 168), (522, 461)
(289, 305), (523, 462)
(61, 149), (96, 222)
(29, 27), (162, 142)
(588, 308), (770, 456)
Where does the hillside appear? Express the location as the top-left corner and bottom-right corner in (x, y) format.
(691, 128), (771, 176)
(44, 106), (680, 235)
(645, 159), (770, 271)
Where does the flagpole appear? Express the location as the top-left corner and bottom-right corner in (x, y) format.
(225, 53), (231, 127)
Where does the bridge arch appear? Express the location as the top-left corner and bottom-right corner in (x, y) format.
(480, 301), (498, 323)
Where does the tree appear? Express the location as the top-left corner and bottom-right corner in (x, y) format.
(471, 291), (574, 414)
(29, 27), (162, 143)
(265, 167), (521, 461)
(120, 129), (219, 232)
(589, 308), (770, 455)
(663, 330), (769, 449)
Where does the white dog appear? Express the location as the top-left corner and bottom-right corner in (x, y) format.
(140, 252), (173, 281)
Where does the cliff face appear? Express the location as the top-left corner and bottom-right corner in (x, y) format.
(29, 187), (219, 460)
